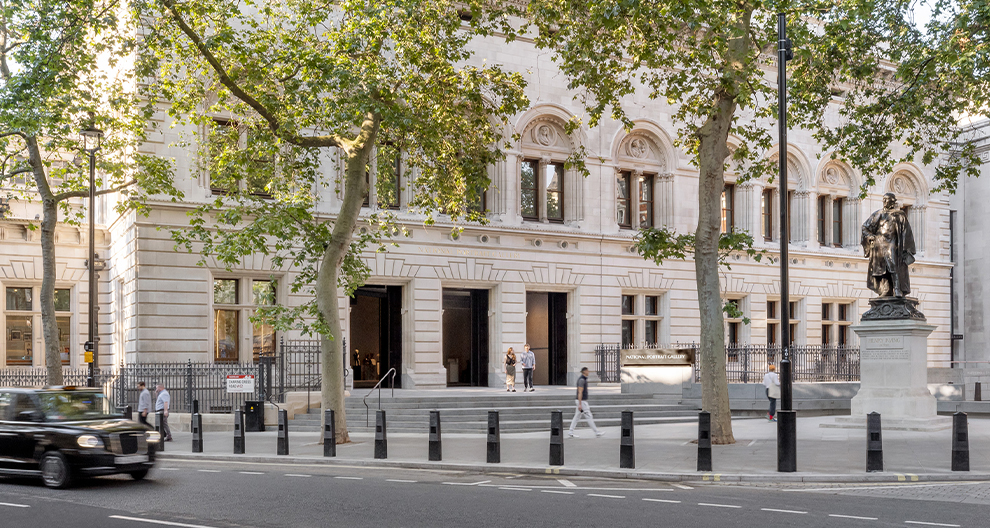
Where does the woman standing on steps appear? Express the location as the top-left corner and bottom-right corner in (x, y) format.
(503, 347), (517, 392)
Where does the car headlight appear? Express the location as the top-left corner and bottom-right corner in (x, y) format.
(77, 434), (103, 448)
(145, 430), (161, 443)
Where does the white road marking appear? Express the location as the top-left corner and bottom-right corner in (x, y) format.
(196, 470), (220, 473)
(443, 480), (491, 486)
(557, 479), (577, 487)
(790, 481), (987, 493)
(671, 483), (693, 490)
(499, 487), (532, 491)
(0, 502), (29, 508)
(386, 479), (417, 483)
(762, 508), (807, 514)
(285, 474), (311, 478)
(588, 493), (625, 499)
(108, 516), (217, 528)
(829, 514), (879, 521)
(334, 476), (363, 480)
(748, 439), (758, 446)
(541, 490), (574, 495)
(643, 498), (681, 504)
(698, 503), (741, 509)
(905, 522), (960, 527)
(157, 468), (179, 471)
(238, 471), (264, 475)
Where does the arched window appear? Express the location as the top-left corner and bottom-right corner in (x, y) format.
(613, 131), (671, 230)
(815, 161), (860, 249)
(518, 117), (575, 224)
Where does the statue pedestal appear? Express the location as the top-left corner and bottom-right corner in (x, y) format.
(822, 316), (951, 431)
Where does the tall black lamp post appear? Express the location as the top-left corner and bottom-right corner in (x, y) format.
(776, 13), (797, 473)
(82, 125), (103, 388)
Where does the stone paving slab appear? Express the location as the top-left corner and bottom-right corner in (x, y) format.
(157, 415), (990, 483)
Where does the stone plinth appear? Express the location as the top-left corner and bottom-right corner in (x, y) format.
(822, 317), (951, 431)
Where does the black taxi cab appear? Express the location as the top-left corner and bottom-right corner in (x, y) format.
(0, 386), (158, 488)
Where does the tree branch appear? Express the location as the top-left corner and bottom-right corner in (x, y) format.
(0, 166), (31, 184)
(159, 0), (345, 150)
(52, 179), (137, 202)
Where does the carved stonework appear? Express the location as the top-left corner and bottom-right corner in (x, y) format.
(862, 296), (926, 322)
(534, 124), (557, 146)
(892, 175), (910, 195)
(627, 137), (649, 158)
(824, 167), (840, 185)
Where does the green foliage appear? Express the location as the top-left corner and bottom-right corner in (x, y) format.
(0, 0), (179, 216)
(141, 0), (529, 336)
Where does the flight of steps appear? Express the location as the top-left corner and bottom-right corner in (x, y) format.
(288, 392), (699, 433)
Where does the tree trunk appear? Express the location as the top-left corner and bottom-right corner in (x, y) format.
(694, 92), (737, 445)
(26, 136), (64, 386)
(315, 114), (379, 444)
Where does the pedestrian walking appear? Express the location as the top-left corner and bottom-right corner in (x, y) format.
(503, 347), (517, 392)
(763, 364), (781, 422)
(155, 383), (173, 441)
(136, 381), (152, 426)
(568, 367), (604, 438)
(520, 344), (536, 392)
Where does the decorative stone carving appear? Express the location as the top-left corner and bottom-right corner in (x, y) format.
(892, 175), (910, 195)
(534, 124), (557, 146)
(824, 167), (840, 185)
(627, 137), (649, 158)
(862, 296), (926, 321)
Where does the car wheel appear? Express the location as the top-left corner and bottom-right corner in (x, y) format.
(40, 452), (72, 489)
(129, 469), (149, 481)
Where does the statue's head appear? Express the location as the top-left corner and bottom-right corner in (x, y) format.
(883, 192), (897, 209)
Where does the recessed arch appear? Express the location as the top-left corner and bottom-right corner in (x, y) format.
(766, 145), (813, 192)
(608, 119), (675, 173)
(886, 164), (928, 206)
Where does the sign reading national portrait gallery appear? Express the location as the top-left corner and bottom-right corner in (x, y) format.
(621, 348), (695, 367)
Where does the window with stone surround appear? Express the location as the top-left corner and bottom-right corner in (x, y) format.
(822, 301), (852, 346)
(621, 293), (666, 347)
(721, 184), (735, 233)
(766, 298), (801, 346)
(213, 277), (279, 363)
(639, 174), (655, 228)
(616, 171), (632, 228)
(520, 159), (539, 220)
(3, 286), (72, 367)
(762, 188), (774, 241)
(207, 119), (271, 197)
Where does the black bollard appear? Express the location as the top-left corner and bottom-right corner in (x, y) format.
(549, 410), (564, 466)
(620, 410), (635, 469)
(952, 412), (970, 471)
(324, 409), (336, 457)
(192, 412), (203, 453)
(233, 409), (245, 454)
(866, 412), (883, 472)
(277, 409), (289, 456)
(192, 399), (199, 415)
(156, 410), (165, 452)
(375, 410), (388, 459)
(429, 411), (443, 461)
(123, 405), (133, 420)
(697, 411), (712, 472)
(487, 411), (501, 463)
(975, 382), (982, 402)
(776, 410), (797, 472)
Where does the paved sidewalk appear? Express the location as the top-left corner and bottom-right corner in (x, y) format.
(157, 415), (990, 483)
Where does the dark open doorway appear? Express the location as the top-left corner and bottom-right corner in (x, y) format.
(349, 285), (402, 388)
(442, 289), (489, 387)
(526, 291), (568, 386)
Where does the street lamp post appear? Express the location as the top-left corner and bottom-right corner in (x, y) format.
(776, 13), (797, 473)
(81, 125), (103, 388)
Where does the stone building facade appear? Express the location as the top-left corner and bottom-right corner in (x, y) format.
(0, 32), (955, 390)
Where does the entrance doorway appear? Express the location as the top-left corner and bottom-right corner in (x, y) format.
(526, 292), (568, 386)
(349, 285), (402, 388)
(442, 289), (489, 386)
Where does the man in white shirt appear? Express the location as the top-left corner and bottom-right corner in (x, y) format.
(763, 365), (780, 422)
(155, 383), (172, 441)
(136, 381), (152, 426)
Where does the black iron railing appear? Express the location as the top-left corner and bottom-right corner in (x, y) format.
(595, 343), (860, 384)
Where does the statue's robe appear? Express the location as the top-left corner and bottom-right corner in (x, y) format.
(861, 207), (916, 296)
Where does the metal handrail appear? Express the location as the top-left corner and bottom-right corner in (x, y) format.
(363, 368), (396, 427)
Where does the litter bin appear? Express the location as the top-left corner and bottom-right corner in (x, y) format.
(244, 401), (265, 432)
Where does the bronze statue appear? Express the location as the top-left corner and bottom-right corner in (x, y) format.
(862, 193), (916, 298)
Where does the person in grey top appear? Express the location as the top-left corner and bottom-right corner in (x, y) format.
(519, 344), (536, 392)
(568, 367), (603, 438)
(155, 383), (172, 441)
(136, 381), (152, 426)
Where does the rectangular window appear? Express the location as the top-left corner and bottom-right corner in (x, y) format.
(766, 300), (779, 346)
(251, 281), (275, 306)
(54, 289), (70, 312)
(767, 323), (778, 345)
(616, 171), (631, 228)
(728, 321), (740, 345)
(209, 119), (241, 194)
(762, 189), (774, 241)
(57, 316), (70, 365)
(6, 287), (31, 311)
(839, 303), (849, 321)
(721, 184), (734, 233)
(817, 196), (828, 245)
(621, 320), (635, 348)
(789, 301), (797, 320)
(621, 295), (635, 315)
(639, 174), (654, 228)
(521, 160), (539, 220)
(644, 320), (659, 346)
(214, 279), (239, 305)
(832, 198), (844, 246)
(545, 162), (564, 222)
(645, 296), (659, 316)
(251, 280), (275, 362)
(789, 323), (797, 346)
(5, 316), (33, 366)
(214, 309), (239, 362)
